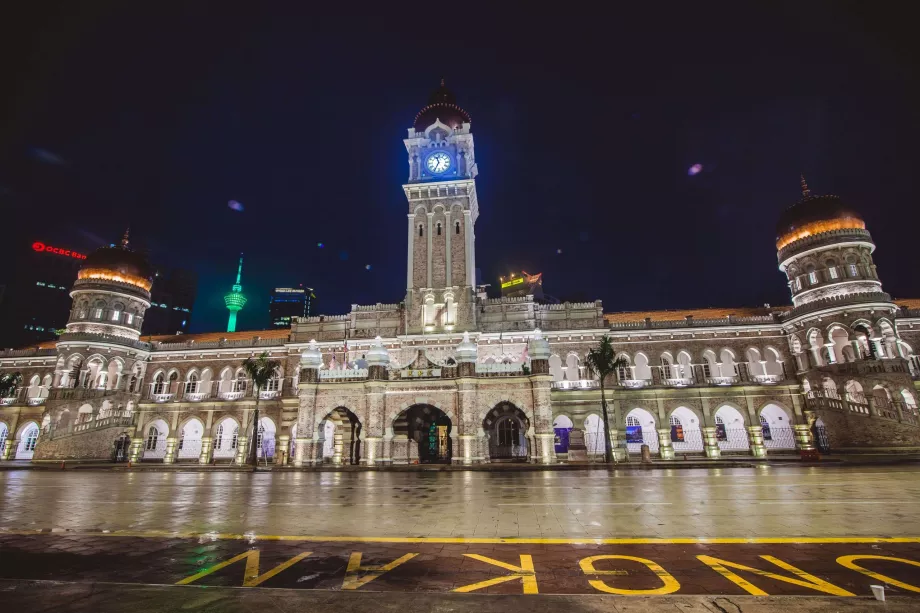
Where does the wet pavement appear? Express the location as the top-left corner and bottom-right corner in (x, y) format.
(2, 465), (919, 538)
(0, 466), (919, 604)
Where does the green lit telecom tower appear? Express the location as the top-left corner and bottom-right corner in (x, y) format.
(223, 254), (247, 332)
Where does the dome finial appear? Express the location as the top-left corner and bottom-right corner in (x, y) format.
(440, 77), (445, 87)
(120, 227), (131, 249)
(800, 174), (811, 198)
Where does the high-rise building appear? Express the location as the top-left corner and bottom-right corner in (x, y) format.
(144, 268), (198, 336)
(0, 239), (89, 348)
(269, 286), (315, 328)
(223, 255), (247, 333)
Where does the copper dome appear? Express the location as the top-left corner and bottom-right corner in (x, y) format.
(775, 182), (865, 250)
(77, 232), (154, 291)
(413, 80), (471, 132)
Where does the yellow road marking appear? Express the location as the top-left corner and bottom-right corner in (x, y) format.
(453, 554), (538, 594)
(342, 552), (418, 590)
(176, 550), (311, 587)
(580, 555), (680, 595)
(2, 530), (920, 545)
(697, 555), (855, 596)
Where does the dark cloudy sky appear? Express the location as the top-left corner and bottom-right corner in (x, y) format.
(1, 2), (918, 333)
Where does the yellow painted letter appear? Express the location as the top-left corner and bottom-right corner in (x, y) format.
(342, 552), (418, 590)
(579, 555), (680, 595)
(697, 555), (854, 596)
(837, 555), (920, 593)
(176, 550), (312, 587)
(453, 554), (538, 594)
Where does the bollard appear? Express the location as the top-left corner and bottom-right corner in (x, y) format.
(640, 444), (652, 463)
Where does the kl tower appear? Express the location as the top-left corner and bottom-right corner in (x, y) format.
(223, 254), (247, 332)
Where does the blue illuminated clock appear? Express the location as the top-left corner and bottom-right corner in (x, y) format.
(426, 151), (451, 174)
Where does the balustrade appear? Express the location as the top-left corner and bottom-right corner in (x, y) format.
(551, 379), (599, 390)
(619, 378), (651, 389)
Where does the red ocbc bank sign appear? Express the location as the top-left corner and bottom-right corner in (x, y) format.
(32, 241), (88, 260)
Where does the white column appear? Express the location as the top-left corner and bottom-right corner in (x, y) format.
(427, 212), (433, 288)
(406, 214), (415, 291)
(445, 211), (452, 287)
(464, 210), (474, 287)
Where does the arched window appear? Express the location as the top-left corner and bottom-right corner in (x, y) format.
(455, 221), (461, 235)
(185, 373), (199, 394)
(111, 303), (124, 322)
(24, 425), (39, 452)
(825, 259), (838, 279)
(93, 301), (105, 319)
(153, 373), (166, 395)
(418, 225), (424, 237)
(806, 265), (818, 285)
(436, 222), (442, 236)
(145, 426), (160, 450)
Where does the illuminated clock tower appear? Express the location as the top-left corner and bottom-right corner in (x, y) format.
(403, 80), (479, 334)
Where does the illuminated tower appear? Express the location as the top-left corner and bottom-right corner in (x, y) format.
(403, 79), (479, 334)
(223, 254), (247, 333)
(66, 228), (153, 342)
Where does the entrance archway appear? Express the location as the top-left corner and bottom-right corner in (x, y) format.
(142, 419), (168, 460)
(552, 415), (574, 454)
(760, 404), (795, 449)
(584, 414), (604, 457)
(15, 422), (40, 460)
(624, 408), (658, 454)
(714, 405), (748, 451)
(256, 417), (276, 461)
(213, 417), (240, 460)
(320, 407), (361, 465)
(177, 418), (204, 461)
(483, 402), (529, 462)
(393, 405), (452, 464)
(113, 433), (131, 462)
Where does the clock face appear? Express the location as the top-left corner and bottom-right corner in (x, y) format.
(426, 151), (451, 174)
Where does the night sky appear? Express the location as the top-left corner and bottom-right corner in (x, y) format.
(2, 3), (918, 334)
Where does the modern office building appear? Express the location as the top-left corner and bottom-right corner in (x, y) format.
(269, 286), (315, 329)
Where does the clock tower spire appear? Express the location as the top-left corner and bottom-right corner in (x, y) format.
(403, 80), (479, 334)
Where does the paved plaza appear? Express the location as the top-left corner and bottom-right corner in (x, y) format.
(1, 465), (919, 610)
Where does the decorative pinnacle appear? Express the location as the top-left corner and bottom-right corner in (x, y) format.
(121, 227), (130, 249)
(800, 174), (811, 198)
(440, 77), (445, 87)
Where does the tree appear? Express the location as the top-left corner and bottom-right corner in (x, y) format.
(585, 336), (630, 463)
(241, 352), (281, 468)
(0, 372), (23, 399)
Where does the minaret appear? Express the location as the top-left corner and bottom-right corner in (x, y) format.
(223, 254), (247, 332)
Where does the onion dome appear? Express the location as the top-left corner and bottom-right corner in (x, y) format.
(366, 336), (391, 367)
(77, 228), (154, 291)
(455, 331), (478, 363)
(413, 79), (471, 132)
(301, 340), (324, 369)
(775, 176), (865, 250)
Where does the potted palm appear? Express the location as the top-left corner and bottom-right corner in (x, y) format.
(585, 336), (630, 463)
(242, 352), (281, 468)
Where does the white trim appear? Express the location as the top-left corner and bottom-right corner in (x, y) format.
(778, 239), (875, 271)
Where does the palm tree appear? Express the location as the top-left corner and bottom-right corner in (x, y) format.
(241, 352), (281, 468)
(0, 372), (23, 400)
(585, 336), (630, 464)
